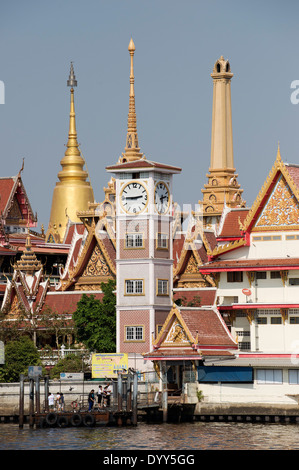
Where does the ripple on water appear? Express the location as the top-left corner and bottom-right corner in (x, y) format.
(1, 421), (299, 450)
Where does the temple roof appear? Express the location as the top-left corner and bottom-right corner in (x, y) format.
(143, 304), (237, 361)
(106, 158), (181, 173)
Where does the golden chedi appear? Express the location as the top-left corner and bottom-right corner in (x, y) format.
(47, 63), (94, 243)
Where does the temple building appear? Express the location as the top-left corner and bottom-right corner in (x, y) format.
(4, 40), (299, 404)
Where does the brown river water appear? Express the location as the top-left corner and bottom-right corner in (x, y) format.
(0, 421), (299, 451)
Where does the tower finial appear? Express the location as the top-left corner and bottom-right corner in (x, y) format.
(121, 38), (143, 163)
(67, 61), (77, 88)
(63, 62), (81, 162)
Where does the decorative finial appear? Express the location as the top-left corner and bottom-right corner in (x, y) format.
(128, 37), (135, 53)
(120, 38), (143, 163)
(67, 62), (77, 88)
(276, 141), (282, 161)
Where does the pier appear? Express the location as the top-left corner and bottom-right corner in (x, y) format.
(17, 369), (139, 428)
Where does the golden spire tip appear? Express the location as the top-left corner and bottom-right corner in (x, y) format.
(128, 37), (135, 52)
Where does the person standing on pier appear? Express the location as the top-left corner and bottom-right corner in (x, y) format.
(104, 384), (112, 407)
(97, 385), (103, 408)
(56, 392), (61, 411)
(48, 393), (55, 410)
(88, 389), (95, 412)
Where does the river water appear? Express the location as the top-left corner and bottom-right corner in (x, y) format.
(1, 421), (299, 451)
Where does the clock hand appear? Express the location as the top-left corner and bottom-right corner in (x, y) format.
(126, 195), (143, 200)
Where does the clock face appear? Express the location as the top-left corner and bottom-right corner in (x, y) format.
(155, 182), (170, 214)
(120, 181), (148, 214)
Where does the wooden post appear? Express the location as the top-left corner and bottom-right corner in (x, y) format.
(161, 361), (168, 423)
(19, 374), (25, 429)
(29, 378), (34, 428)
(117, 373), (122, 411)
(127, 374), (132, 412)
(44, 375), (49, 413)
(132, 372), (138, 426)
(35, 376), (40, 414)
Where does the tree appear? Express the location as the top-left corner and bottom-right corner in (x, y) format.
(73, 279), (116, 353)
(0, 336), (42, 383)
(49, 354), (86, 379)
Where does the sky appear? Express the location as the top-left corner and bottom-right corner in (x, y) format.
(0, 0), (299, 231)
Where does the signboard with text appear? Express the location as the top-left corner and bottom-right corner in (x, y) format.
(92, 353), (128, 379)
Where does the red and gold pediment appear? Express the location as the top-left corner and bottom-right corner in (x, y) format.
(154, 304), (195, 349)
(161, 317), (191, 347)
(253, 174), (299, 230)
(81, 244), (112, 278)
(60, 217), (116, 291)
(241, 146), (299, 233)
(209, 146), (299, 259)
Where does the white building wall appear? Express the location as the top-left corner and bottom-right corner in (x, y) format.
(197, 368), (299, 405)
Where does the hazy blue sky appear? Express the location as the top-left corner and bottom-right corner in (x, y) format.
(0, 0), (299, 231)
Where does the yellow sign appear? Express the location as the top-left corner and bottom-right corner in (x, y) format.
(92, 353), (128, 379)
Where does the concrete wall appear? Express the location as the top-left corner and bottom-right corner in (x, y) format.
(0, 380), (105, 415)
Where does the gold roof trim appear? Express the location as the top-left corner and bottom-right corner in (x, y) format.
(153, 303), (197, 348)
(241, 144), (299, 233)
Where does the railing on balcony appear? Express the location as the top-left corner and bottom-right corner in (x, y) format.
(38, 345), (91, 366)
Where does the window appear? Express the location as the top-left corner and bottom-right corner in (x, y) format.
(289, 278), (299, 286)
(256, 272), (267, 280)
(236, 330), (250, 337)
(157, 233), (168, 249)
(239, 342), (250, 351)
(157, 279), (168, 295)
(125, 326), (144, 341)
(271, 317), (282, 324)
(252, 235), (281, 241)
(227, 272), (243, 282)
(290, 317), (299, 324)
(125, 233), (143, 248)
(257, 317), (267, 324)
(125, 279), (144, 295)
(270, 271), (281, 279)
(289, 370), (299, 384)
(256, 369), (283, 384)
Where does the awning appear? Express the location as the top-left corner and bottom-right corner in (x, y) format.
(197, 365), (253, 383)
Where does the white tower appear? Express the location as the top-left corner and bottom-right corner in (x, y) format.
(106, 39), (181, 371)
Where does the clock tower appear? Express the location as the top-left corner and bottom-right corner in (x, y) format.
(106, 39), (181, 371)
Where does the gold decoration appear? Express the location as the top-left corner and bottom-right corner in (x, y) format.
(163, 320), (190, 345)
(256, 175), (299, 228)
(82, 245), (111, 277)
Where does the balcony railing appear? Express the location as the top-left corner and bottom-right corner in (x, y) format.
(38, 346), (91, 365)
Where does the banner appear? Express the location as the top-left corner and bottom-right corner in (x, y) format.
(92, 353), (128, 379)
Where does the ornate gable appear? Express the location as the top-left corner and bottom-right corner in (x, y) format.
(59, 210), (116, 291)
(74, 243), (113, 290)
(154, 304), (196, 349)
(208, 146), (299, 259)
(161, 316), (191, 347)
(254, 174), (299, 230)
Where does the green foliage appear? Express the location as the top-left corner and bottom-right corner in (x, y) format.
(196, 389), (204, 402)
(0, 336), (42, 383)
(49, 354), (84, 379)
(73, 279), (116, 353)
(175, 295), (201, 307)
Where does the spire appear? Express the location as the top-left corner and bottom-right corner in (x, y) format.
(46, 62), (94, 243)
(121, 38), (143, 163)
(14, 234), (42, 274)
(58, 62), (85, 180)
(210, 55), (234, 170)
(199, 56), (245, 229)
